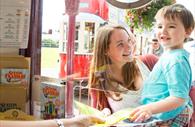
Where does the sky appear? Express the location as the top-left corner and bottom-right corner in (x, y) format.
(176, 0), (195, 16)
(42, 0), (65, 32)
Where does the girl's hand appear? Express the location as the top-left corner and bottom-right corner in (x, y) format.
(72, 115), (105, 127)
(129, 105), (152, 123)
(101, 108), (111, 116)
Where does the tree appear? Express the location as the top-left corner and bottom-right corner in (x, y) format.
(42, 39), (59, 48)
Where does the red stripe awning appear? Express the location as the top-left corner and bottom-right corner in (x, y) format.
(79, 0), (108, 20)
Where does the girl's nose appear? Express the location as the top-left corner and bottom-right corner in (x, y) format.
(125, 42), (131, 50)
(125, 43), (134, 54)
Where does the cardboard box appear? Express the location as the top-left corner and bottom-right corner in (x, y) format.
(0, 84), (28, 113)
(40, 82), (65, 119)
(0, 55), (30, 115)
(0, 68), (30, 84)
(0, 55), (30, 69)
(32, 75), (63, 119)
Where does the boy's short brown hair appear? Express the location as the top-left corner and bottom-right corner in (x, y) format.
(155, 4), (194, 30)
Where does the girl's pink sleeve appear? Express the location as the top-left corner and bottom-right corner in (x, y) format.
(139, 54), (159, 71)
(90, 89), (98, 108)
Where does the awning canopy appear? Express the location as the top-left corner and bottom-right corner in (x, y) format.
(79, 0), (108, 20)
(106, 0), (152, 9)
(63, 12), (106, 23)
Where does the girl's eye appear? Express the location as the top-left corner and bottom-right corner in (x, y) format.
(128, 38), (135, 46)
(117, 43), (124, 47)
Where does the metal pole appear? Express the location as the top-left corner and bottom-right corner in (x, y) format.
(64, 0), (79, 118)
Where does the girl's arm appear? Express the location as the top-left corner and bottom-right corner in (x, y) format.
(1, 120), (57, 127)
(1, 115), (105, 127)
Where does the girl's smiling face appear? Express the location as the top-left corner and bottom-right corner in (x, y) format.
(156, 17), (190, 50)
(107, 29), (135, 66)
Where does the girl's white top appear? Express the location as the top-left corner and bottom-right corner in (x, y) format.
(107, 59), (150, 112)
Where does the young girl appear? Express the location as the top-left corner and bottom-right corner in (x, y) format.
(88, 24), (158, 113)
(129, 4), (194, 126)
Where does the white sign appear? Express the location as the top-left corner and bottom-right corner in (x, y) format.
(0, 0), (31, 48)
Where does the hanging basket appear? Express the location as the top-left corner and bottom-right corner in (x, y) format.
(125, 0), (175, 33)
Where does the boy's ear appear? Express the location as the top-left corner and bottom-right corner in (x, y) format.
(185, 28), (193, 37)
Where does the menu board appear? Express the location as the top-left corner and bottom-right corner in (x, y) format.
(0, 0), (31, 48)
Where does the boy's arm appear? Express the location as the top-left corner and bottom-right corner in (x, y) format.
(144, 96), (185, 114)
(130, 96), (185, 122)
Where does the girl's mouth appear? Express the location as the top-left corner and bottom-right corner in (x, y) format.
(122, 54), (130, 56)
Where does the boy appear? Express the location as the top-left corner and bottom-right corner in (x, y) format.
(130, 4), (194, 126)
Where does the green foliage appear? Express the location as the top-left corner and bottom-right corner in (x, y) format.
(125, 0), (173, 33)
(42, 38), (59, 48)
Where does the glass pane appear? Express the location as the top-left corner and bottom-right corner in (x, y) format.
(41, 0), (64, 78)
(41, 0), (106, 79)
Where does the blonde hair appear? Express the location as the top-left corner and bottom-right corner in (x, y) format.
(88, 25), (140, 109)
